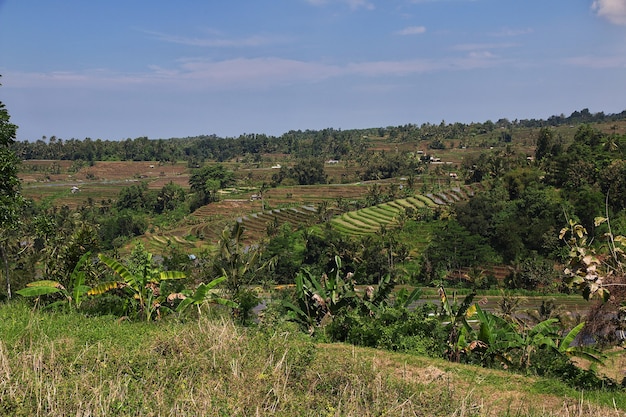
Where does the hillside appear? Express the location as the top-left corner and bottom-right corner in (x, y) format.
(0, 302), (624, 417)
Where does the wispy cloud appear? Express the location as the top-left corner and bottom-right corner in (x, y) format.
(489, 28), (533, 37)
(452, 42), (518, 51)
(408, 0), (478, 3)
(592, 0), (626, 25)
(305, 0), (374, 10)
(394, 26), (427, 35)
(565, 54), (626, 69)
(141, 29), (280, 48)
(4, 52), (508, 92)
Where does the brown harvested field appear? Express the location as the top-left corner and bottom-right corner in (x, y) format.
(22, 183), (123, 208)
(19, 160), (192, 207)
(262, 183), (372, 205)
(192, 199), (264, 219)
(148, 175), (190, 189)
(77, 161), (189, 182)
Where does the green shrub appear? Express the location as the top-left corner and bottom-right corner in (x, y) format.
(325, 304), (446, 358)
(529, 349), (621, 391)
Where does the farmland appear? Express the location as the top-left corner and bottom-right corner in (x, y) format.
(6, 109), (626, 417)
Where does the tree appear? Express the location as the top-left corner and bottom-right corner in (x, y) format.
(0, 80), (26, 299)
(534, 127), (561, 161)
(212, 222), (275, 321)
(600, 160), (626, 211)
(289, 158), (327, 185)
(154, 181), (186, 214)
(189, 164), (234, 211)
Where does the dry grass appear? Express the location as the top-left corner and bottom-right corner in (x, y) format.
(0, 302), (624, 417)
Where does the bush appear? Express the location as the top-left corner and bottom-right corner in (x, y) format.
(325, 304), (446, 358)
(529, 349), (621, 391)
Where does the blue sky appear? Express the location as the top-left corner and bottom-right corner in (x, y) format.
(1, 0), (625, 141)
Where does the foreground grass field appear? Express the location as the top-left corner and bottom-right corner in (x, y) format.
(0, 302), (624, 416)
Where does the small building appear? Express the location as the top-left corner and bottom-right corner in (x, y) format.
(70, 186), (80, 194)
(326, 159), (339, 164)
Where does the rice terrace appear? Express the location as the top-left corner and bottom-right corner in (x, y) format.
(4, 105), (626, 415)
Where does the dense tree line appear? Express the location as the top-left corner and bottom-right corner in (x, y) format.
(12, 109), (626, 163)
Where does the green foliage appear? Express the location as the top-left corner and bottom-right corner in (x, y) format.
(287, 157), (327, 185)
(174, 275), (237, 315)
(358, 151), (416, 181)
(154, 181), (186, 214)
(116, 181), (154, 211)
(505, 257), (559, 292)
(99, 211), (147, 249)
(262, 224), (305, 284)
(0, 87), (26, 300)
(560, 217), (625, 301)
(535, 127), (561, 161)
(456, 303), (613, 389)
(421, 219), (500, 280)
(31, 211), (100, 289)
(16, 252), (92, 311)
(282, 256), (358, 334)
(91, 244), (186, 321)
(213, 222), (274, 296)
(189, 163), (234, 210)
(326, 302), (446, 357)
(600, 160), (626, 211)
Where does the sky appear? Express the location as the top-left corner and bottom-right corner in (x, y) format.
(1, 0), (626, 141)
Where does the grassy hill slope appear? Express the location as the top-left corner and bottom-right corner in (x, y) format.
(0, 302), (623, 417)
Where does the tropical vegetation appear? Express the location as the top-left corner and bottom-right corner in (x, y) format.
(2, 77), (626, 415)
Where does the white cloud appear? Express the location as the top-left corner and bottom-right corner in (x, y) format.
(4, 53), (507, 93)
(566, 54), (626, 68)
(345, 0), (375, 10)
(141, 29), (279, 48)
(408, 0), (478, 3)
(452, 42), (517, 51)
(592, 0), (626, 25)
(305, 0), (374, 10)
(489, 28), (534, 37)
(394, 26), (427, 35)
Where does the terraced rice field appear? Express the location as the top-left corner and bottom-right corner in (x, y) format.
(330, 185), (481, 237)
(168, 183), (473, 248)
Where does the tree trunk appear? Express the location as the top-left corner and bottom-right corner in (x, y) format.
(1, 244), (10, 300)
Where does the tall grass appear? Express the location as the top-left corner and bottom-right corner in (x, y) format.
(0, 301), (623, 416)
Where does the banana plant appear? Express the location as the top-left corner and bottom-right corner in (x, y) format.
(361, 276), (421, 316)
(282, 256), (358, 334)
(17, 252), (92, 311)
(90, 252), (186, 321)
(554, 321), (605, 364)
(438, 286), (478, 362)
(512, 318), (602, 370)
(470, 304), (520, 367)
(174, 276), (238, 315)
